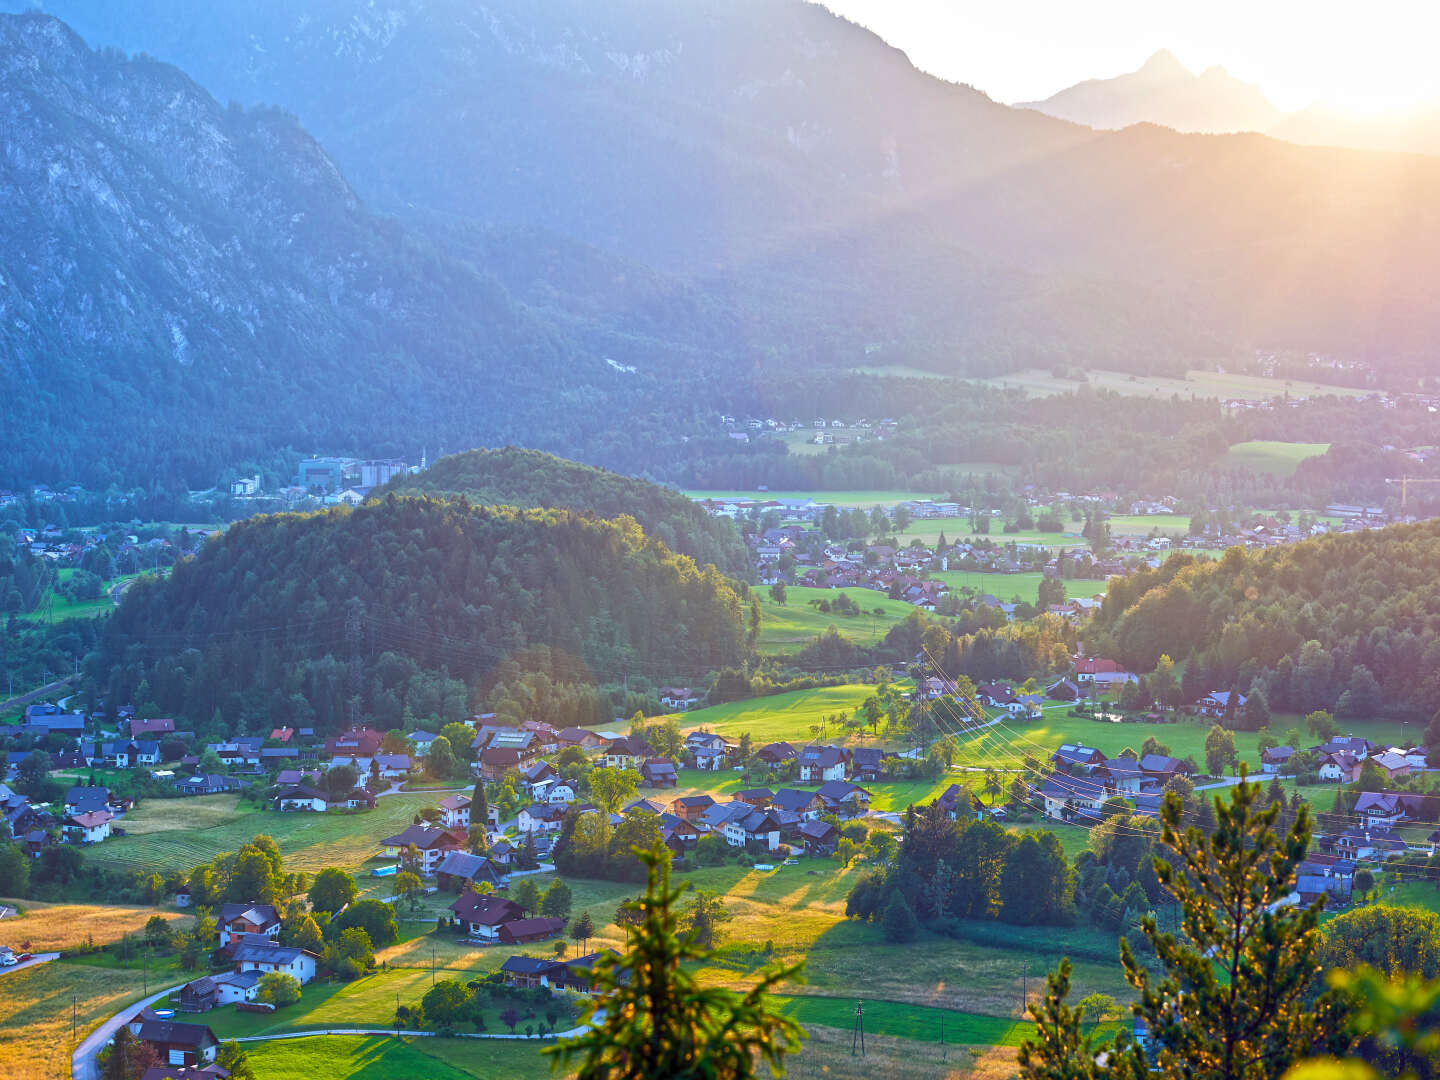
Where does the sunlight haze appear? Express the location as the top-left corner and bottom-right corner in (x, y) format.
(821, 0), (1440, 113)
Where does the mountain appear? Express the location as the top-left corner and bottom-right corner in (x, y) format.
(1018, 49), (1282, 134)
(0, 12), (678, 488)
(379, 448), (750, 577)
(14, 0), (1440, 380)
(98, 495), (751, 730)
(1025, 48), (1440, 158)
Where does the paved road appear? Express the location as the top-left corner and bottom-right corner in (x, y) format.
(0, 951), (58, 976)
(72, 982), (184, 1080)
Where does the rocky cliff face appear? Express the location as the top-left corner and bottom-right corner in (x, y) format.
(0, 12), (604, 486)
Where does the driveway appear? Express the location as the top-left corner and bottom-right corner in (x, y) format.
(72, 982), (184, 1080)
(0, 951), (58, 976)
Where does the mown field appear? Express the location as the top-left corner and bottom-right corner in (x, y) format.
(243, 1034), (558, 1080)
(83, 792), (442, 876)
(15, 569), (146, 624)
(666, 684), (893, 747)
(974, 367), (1370, 402)
(932, 570), (1106, 605)
(757, 586), (918, 653)
(1223, 440), (1331, 478)
(682, 489), (938, 508)
(0, 898), (191, 953)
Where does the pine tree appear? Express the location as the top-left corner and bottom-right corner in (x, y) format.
(881, 891), (918, 943)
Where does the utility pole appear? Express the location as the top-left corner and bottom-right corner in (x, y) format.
(851, 999), (865, 1057)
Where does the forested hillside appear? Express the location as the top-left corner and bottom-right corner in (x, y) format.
(1088, 522), (1440, 719)
(94, 496), (752, 733)
(380, 449), (748, 577)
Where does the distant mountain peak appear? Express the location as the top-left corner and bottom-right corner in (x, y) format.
(1139, 48), (1189, 78)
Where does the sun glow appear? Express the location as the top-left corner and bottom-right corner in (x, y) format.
(820, 0), (1440, 116)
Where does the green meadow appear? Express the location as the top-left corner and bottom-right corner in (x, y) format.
(1223, 441), (1331, 478)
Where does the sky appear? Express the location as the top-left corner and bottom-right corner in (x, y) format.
(819, 0), (1440, 114)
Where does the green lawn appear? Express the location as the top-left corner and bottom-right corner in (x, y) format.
(775, 994), (1036, 1046)
(663, 766), (959, 815)
(243, 1034), (554, 1080)
(1223, 441), (1331, 478)
(953, 709), (1415, 776)
(84, 792), (444, 876)
(758, 587), (918, 654)
(669, 685), (894, 747)
(15, 569), (148, 623)
(975, 367), (1370, 403)
(932, 571), (1106, 605)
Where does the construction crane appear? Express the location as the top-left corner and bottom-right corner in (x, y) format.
(1385, 475), (1440, 510)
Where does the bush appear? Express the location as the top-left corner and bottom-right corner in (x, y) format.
(256, 972), (302, 1007)
(881, 892), (918, 943)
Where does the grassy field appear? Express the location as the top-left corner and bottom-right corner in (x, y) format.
(757, 587), (918, 653)
(951, 709), (1415, 776)
(668, 685), (892, 747)
(659, 767), (959, 816)
(15, 569), (152, 624)
(0, 898), (191, 952)
(681, 489), (938, 509)
(243, 1034), (557, 1080)
(1223, 441), (1331, 478)
(933, 571), (1106, 605)
(975, 367), (1370, 402)
(83, 793), (443, 877)
(0, 957), (155, 1080)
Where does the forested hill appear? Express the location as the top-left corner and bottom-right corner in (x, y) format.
(94, 496), (751, 732)
(379, 449), (748, 578)
(1087, 522), (1440, 720)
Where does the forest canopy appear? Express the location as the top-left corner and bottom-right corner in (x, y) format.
(94, 496), (751, 733)
(1088, 521), (1440, 718)
(379, 447), (749, 577)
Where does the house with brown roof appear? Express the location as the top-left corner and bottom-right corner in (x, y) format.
(451, 893), (523, 940)
(557, 728), (607, 751)
(669, 794), (715, 821)
(641, 758), (679, 788)
(380, 825), (464, 875)
(130, 716), (176, 739)
(131, 1020), (219, 1068)
(63, 810), (112, 845)
(217, 903), (281, 947)
(438, 793), (472, 830)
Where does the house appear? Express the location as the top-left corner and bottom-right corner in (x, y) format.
(65, 786), (111, 816)
(178, 977), (219, 1014)
(601, 736), (650, 770)
(1039, 774), (1109, 822)
(434, 851), (505, 892)
(498, 917), (567, 945)
(669, 794), (716, 822)
(1139, 754), (1192, 781)
(1315, 735), (1377, 761)
(131, 717), (176, 739)
(1369, 750), (1412, 781)
(1197, 690), (1246, 717)
(797, 745), (848, 783)
(696, 800), (752, 834)
(734, 788), (774, 810)
(1052, 744), (1107, 772)
(217, 904), (281, 946)
(478, 747), (524, 781)
(132, 1021), (219, 1067)
(275, 785), (329, 813)
(380, 825), (462, 875)
(1333, 829), (1409, 861)
(726, 810), (785, 852)
(275, 769), (322, 788)
(232, 938), (319, 985)
(1071, 658), (1132, 684)
(328, 788), (376, 811)
(557, 728), (607, 751)
(1045, 678), (1085, 701)
(934, 784), (978, 820)
(624, 797), (664, 817)
(771, 788), (825, 820)
(797, 819), (838, 855)
(849, 748), (890, 782)
(500, 955), (565, 990)
(324, 728), (384, 759)
(20, 704), (85, 736)
(546, 781), (578, 805)
(658, 687), (701, 711)
(1099, 757), (1149, 794)
(1317, 752), (1363, 783)
(451, 893), (523, 940)
(641, 758), (679, 788)
(756, 742), (799, 766)
(815, 780), (871, 816)
(174, 775), (252, 797)
(23, 829), (54, 858)
(685, 731), (730, 754)
(1260, 746), (1296, 774)
(518, 761), (559, 799)
(659, 813), (700, 852)
(438, 794), (472, 830)
(691, 746), (730, 771)
(64, 811), (112, 844)
(518, 803), (567, 835)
